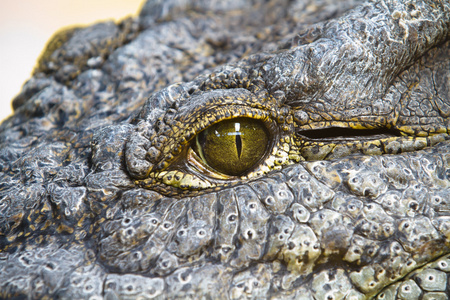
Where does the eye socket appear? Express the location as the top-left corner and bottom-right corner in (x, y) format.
(191, 117), (269, 176)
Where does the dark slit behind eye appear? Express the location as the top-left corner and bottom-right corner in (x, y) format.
(297, 127), (403, 142)
(192, 118), (269, 176)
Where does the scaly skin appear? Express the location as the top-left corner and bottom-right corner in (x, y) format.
(0, 0), (449, 299)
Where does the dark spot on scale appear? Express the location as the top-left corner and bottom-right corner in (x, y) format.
(312, 145), (320, 154)
(409, 202), (418, 210)
(162, 261), (170, 268)
(180, 271), (190, 282)
(85, 285), (94, 292)
(106, 282), (116, 290)
(154, 120), (163, 133)
(288, 242), (295, 250)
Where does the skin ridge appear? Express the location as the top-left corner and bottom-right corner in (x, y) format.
(0, 0), (449, 299)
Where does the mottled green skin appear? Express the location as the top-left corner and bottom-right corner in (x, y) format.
(0, 0), (449, 299)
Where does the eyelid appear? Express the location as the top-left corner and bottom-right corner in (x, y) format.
(186, 148), (233, 180)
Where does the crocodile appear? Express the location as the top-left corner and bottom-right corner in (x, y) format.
(0, 0), (449, 298)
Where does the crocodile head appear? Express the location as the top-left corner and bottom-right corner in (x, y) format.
(0, 0), (449, 298)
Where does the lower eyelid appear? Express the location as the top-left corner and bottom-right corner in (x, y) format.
(186, 148), (233, 180)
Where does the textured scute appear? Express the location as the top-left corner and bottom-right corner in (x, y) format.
(0, 0), (449, 299)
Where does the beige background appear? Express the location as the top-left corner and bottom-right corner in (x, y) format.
(0, 0), (143, 123)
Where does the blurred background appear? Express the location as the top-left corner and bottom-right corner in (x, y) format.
(0, 0), (143, 123)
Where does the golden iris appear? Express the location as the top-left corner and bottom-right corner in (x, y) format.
(192, 118), (269, 176)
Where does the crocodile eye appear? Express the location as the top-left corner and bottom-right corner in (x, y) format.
(191, 118), (269, 176)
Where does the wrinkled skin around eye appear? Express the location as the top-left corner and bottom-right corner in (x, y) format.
(192, 118), (269, 176)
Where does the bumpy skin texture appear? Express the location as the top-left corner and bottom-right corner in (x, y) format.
(0, 0), (449, 299)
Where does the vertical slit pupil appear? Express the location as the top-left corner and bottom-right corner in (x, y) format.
(235, 134), (242, 158)
(191, 117), (269, 176)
